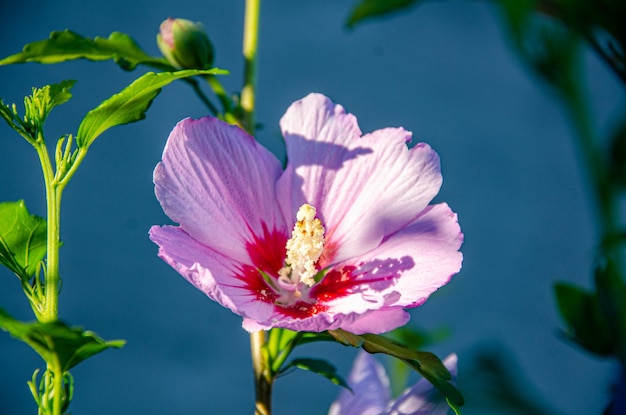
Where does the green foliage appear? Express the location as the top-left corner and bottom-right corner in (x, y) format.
(0, 307), (125, 372)
(280, 358), (352, 391)
(345, 0), (421, 28)
(328, 329), (464, 414)
(0, 201), (47, 279)
(0, 30), (172, 71)
(594, 261), (626, 362)
(499, 0), (581, 97)
(76, 68), (227, 148)
(610, 121), (626, 188)
(0, 80), (75, 142)
(554, 282), (613, 355)
(555, 261), (626, 360)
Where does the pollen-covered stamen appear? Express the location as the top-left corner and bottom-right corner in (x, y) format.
(278, 203), (325, 287)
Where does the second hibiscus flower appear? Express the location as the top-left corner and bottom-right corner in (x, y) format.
(150, 93), (463, 334)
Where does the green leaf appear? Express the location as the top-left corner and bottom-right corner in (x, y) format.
(1, 81), (75, 142)
(24, 80), (76, 128)
(0, 30), (172, 71)
(346, 0), (421, 28)
(76, 68), (228, 148)
(594, 261), (626, 361)
(0, 308), (125, 371)
(0, 201), (47, 278)
(609, 121), (626, 188)
(281, 358), (351, 391)
(554, 282), (613, 356)
(329, 329), (464, 412)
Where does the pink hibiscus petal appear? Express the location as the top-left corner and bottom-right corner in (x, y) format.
(151, 94), (463, 335)
(149, 225), (239, 313)
(277, 93), (443, 265)
(315, 203), (462, 319)
(383, 354), (458, 415)
(154, 117), (286, 263)
(150, 225), (279, 325)
(328, 352), (391, 415)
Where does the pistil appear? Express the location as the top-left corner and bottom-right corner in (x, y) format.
(278, 203), (325, 288)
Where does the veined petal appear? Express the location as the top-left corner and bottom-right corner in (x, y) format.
(340, 308), (410, 335)
(154, 117), (286, 263)
(328, 352), (391, 415)
(149, 225), (239, 313)
(383, 354), (458, 415)
(278, 94), (443, 265)
(318, 203), (462, 318)
(150, 225), (280, 325)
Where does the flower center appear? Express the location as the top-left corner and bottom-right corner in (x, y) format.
(278, 203), (325, 288)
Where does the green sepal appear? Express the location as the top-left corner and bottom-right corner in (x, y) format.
(0, 200), (47, 279)
(0, 30), (173, 71)
(329, 328), (463, 414)
(554, 281), (613, 356)
(76, 68), (228, 148)
(0, 307), (125, 372)
(279, 357), (352, 391)
(345, 0), (421, 29)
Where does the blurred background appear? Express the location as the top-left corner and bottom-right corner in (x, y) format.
(0, 1), (624, 414)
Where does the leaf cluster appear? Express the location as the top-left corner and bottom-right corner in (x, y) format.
(0, 26), (229, 415)
(262, 326), (462, 413)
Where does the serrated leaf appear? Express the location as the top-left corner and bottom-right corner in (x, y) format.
(76, 68), (228, 148)
(0, 30), (172, 71)
(329, 329), (464, 412)
(346, 0), (421, 28)
(0, 307), (124, 371)
(282, 358), (351, 391)
(0, 201), (47, 278)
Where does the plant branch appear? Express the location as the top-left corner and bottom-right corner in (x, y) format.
(241, 0), (260, 134)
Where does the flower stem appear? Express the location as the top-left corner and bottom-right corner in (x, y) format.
(240, 0), (269, 412)
(33, 133), (61, 324)
(250, 331), (272, 415)
(241, 0), (260, 135)
(33, 133), (65, 415)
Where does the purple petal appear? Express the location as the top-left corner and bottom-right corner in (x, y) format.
(328, 352), (391, 415)
(277, 93), (443, 265)
(149, 225), (239, 313)
(154, 117), (286, 264)
(320, 203), (462, 321)
(340, 308), (410, 335)
(149, 225), (277, 324)
(383, 354), (458, 415)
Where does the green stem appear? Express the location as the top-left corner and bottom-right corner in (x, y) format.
(32, 132), (66, 415)
(250, 331), (272, 415)
(242, 0), (266, 410)
(32, 133), (61, 323)
(204, 76), (239, 126)
(187, 79), (220, 116)
(241, 0), (260, 135)
(49, 361), (64, 415)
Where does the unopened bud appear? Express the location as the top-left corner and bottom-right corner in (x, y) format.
(157, 18), (214, 70)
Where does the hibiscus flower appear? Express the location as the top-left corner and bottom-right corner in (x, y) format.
(328, 351), (457, 415)
(149, 93), (462, 334)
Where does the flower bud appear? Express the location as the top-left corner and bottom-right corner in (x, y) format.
(157, 18), (214, 70)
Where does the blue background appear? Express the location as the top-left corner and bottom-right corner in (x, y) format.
(0, 1), (623, 414)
